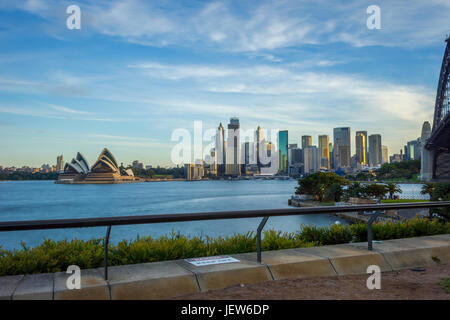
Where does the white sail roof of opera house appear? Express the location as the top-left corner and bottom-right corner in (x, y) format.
(63, 152), (90, 174)
(91, 148), (120, 173)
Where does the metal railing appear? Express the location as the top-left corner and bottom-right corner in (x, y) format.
(1, 201), (449, 280)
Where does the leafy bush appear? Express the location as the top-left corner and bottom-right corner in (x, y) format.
(1, 218), (449, 276)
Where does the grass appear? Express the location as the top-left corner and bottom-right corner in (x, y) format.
(0, 217), (449, 276)
(381, 199), (430, 203)
(439, 278), (450, 294)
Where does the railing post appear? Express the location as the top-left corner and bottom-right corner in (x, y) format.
(257, 217), (269, 263)
(367, 211), (382, 251)
(104, 225), (112, 280)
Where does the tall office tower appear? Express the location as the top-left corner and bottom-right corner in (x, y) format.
(382, 145), (389, 164)
(329, 142), (334, 169)
(56, 155), (64, 172)
(241, 141), (255, 174)
(278, 130), (288, 175)
(301, 135), (312, 149)
(255, 126), (264, 168)
(288, 144), (298, 165)
(226, 117), (241, 176)
(368, 134), (382, 167)
(333, 127), (351, 169)
(420, 121), (433, 181)
(355, 131), (368, 166)
(209, 148), (217, 175)
(318, 135), (330, 170)
(303, 146), (321, 174)
(406, 139), (421, 160)
(215, 123), (226, 176)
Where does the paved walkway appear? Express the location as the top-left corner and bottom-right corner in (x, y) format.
(175, 262), (450, 300)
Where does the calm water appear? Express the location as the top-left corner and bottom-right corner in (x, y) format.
(0, 180), (424, 250)
(0, 180), (343, 250)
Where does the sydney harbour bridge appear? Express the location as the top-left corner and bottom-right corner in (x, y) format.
(421, 36), (450, 181)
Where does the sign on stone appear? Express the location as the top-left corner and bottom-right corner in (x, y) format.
(185, 255), (240, 266)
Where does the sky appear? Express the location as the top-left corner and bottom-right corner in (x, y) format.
(0, 0), (449, 168)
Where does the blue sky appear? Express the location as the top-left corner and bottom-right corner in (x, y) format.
(0, 0), (449, 167)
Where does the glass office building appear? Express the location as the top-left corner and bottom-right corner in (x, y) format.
(278, 130), (288, 175)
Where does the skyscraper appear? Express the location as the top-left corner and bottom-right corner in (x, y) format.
(369, 134), (382, 167)
(56, 155), (64, 172)
(304, 146), (321, 174)
(318, 135), (330, 170)
(382, 145), (389, 164)
(333, 127), (351, 169)
(355, 131), (368, 166)
(301, 135), (312, 149)
(215, 123), (226, 176)
(278, 130), (288, 175)
(226, 117), (241, 176)
(255, 126), (264, 169)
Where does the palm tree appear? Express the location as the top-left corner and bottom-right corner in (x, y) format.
(421, 183), (435, 199)
(386, 182), (402, 200)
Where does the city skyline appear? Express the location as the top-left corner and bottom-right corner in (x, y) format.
(1, 1), (449, 167)
(0, 119), (427, 169)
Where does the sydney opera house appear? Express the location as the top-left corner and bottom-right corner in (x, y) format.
(56, 148), (136, 184)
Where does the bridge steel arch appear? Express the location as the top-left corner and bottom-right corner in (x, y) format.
(425, 37), (450, 181)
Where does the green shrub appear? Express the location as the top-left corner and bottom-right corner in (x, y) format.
(1, 218), (449, 276)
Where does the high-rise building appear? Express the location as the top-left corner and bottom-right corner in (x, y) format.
(56, 155), (64, 172)
(301, 135), (312, 149)
(420, 121), (433, 181)
(132, 160), (144, 169)
(329, 142), (334, 169)
(382, 145), (389, 164)
(226, 117), (241, 176)
(333, 127), (351, 169)
(355, 131), (368, 166)
(255, 126), (264, 169)
(318, 135), (330, 170)
(278, 130), (288, 175)
(304, 146), (321, 174)
(368, 134), (382, 167)
(215, 123), (226, 176)
(405, 139), (421, 160)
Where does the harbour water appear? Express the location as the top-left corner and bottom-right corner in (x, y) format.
(0, 180), (425, 250)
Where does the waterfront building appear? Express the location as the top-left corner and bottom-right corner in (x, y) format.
(382, 145), (389, 164)
(226, 117), (241, 176)
(333, 127), (351, 169)
(368, 134), (382, 167)
(255, 126), (264, 169)
(185, 160), (204, 180)
(318, 135), (330, 170)
(303, 146), (321, 174)
(57, 148), (135, 184)
(215, 123), (226, 176)
(278, 130), (288, 175)
(56, 155), (64, 172)
(355, 131), (368, 166)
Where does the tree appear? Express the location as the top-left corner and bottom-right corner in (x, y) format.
(386, 182), (402, 199)
(421, 182), (435, 198)
(364, 183), (388, 199)
(430, 183), (450, 221)
(296, 172), (349, 202)
(324, 183), (344, 202)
